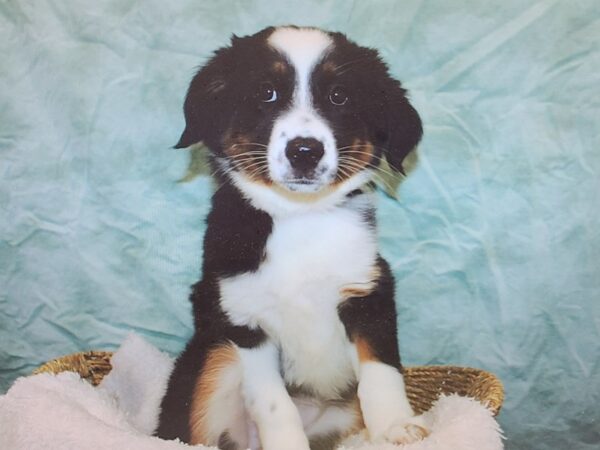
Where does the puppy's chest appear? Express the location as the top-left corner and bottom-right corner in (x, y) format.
(220, 207), (377, 397)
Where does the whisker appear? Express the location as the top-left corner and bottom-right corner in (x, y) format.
(337, 163), (355, 180)
(331, 56), (373, 75)
(342, 163), (396, 181)
(371, 174), (398, 195)
(241, 160), (269, 172)
(335, 144), (378, 153)
(336, 164), (359, 181)
(337, 143), (396, 156)
(238, 160), (269, 172)
(245, 165), (270, 180)
(229, 155), (268, 164)
(232, 162), (269, 176)
(230, 148), (269, 154)
(336, 145), (354, 152)
(340, 162), (396, 193)
(338, 160), (397, 193)
(229, 151), (269, 157)
(338, 157), (397, 178)
(230, 142), (268, 148)
(336, 146), (391, 166)
(338, 146), (388, 158)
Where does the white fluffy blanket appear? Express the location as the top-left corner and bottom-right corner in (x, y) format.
(0, 335), (504, 449)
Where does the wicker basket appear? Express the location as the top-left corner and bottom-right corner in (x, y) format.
(34, 351), (504, 416)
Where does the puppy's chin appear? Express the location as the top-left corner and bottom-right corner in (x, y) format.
(275, 178), (329, 194)
(282, 183), (323, 194)
(270, 171), (345, 199)
(229, 169), (373, 217)
(271, 182), (336, 203)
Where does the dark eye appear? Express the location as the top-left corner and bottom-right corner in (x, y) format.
(329, 86), (348, 106)
(258, 82), (278, 103)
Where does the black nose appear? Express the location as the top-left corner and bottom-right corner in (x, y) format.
(285, 138), (325, 173)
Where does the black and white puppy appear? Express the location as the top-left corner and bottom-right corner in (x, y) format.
(157, 26), (426, 450)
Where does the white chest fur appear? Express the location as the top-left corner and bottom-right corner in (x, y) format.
(219, 202), (378, 398)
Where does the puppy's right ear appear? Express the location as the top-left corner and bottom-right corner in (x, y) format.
(174, 48), (233, 149)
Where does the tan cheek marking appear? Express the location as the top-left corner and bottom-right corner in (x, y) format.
(336, 139), (375, 184)
(222, 130), (250, 157)
(189, 343), (239, 445)
(351, 139), (375, 165)
(221, 131), (272, 185)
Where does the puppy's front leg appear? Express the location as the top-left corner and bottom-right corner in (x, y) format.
(356, 343), (428, 444)
(339, 257), (428, 445)
(238, 342), (310, 450)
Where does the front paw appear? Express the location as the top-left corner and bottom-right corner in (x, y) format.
(378, 415), (429, 445)
(261, 428), (311, 450)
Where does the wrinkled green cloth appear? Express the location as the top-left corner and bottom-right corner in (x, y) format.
(1, 1), (598, 449)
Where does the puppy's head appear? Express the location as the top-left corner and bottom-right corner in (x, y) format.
(177, 26), (421, 203)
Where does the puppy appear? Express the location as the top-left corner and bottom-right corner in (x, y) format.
(157, 26), (426, 450)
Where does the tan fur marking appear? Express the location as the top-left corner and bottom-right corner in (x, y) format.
(189, 344), (239, 445)
(340, 285), (374, 299)
(322, 61), (338, 72)
(335, 139), (375, 185)
(350, 395), (366, 432)
(221, 130), (272, 185)
(354, 336), (377, 363)
(272, 61), (287, 73)
(339, 265), (381, 300)
(370, 264), (382, 281)
(222, 130), (250, 157)
(350, 139), (375, 164)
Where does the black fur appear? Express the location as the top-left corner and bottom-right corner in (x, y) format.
(156, 183), (269, 441)
(337, 257), (402, 370)
(175, 28), (421, 173)
(175, 27), (294, 153)
(313, 32), (422, 173)
(201, 181), (273, 277)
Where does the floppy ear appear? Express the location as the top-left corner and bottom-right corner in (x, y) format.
(379, 80), (423, 173)
(175, 28), (276, 150)
(174, 48), (234, 150)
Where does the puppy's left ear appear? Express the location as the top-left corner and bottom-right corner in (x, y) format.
(174, 46), (234, 150)
(379, 81), (422, 173)
(175, 28), (275, 150)
(174, 67), (228, 149)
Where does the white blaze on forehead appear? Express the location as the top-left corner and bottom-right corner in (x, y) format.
(259, 27), (347, 204)
(268, 27), (333, 105)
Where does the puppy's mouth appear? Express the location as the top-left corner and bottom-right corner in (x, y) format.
(281, 177), (327, 193)
(275, 165), (339, 193)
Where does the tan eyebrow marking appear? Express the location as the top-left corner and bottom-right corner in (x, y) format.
(272, 61), (287, 73)
(322, 61), (338, 72)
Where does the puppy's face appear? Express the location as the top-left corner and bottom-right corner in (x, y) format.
(177, 26), (422, 198)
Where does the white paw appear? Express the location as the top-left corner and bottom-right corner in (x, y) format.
(378, 415), (429, 445)
(261, 428), (310, 450)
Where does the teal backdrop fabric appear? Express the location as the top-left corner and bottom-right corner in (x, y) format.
(1, 1), (598, 449)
